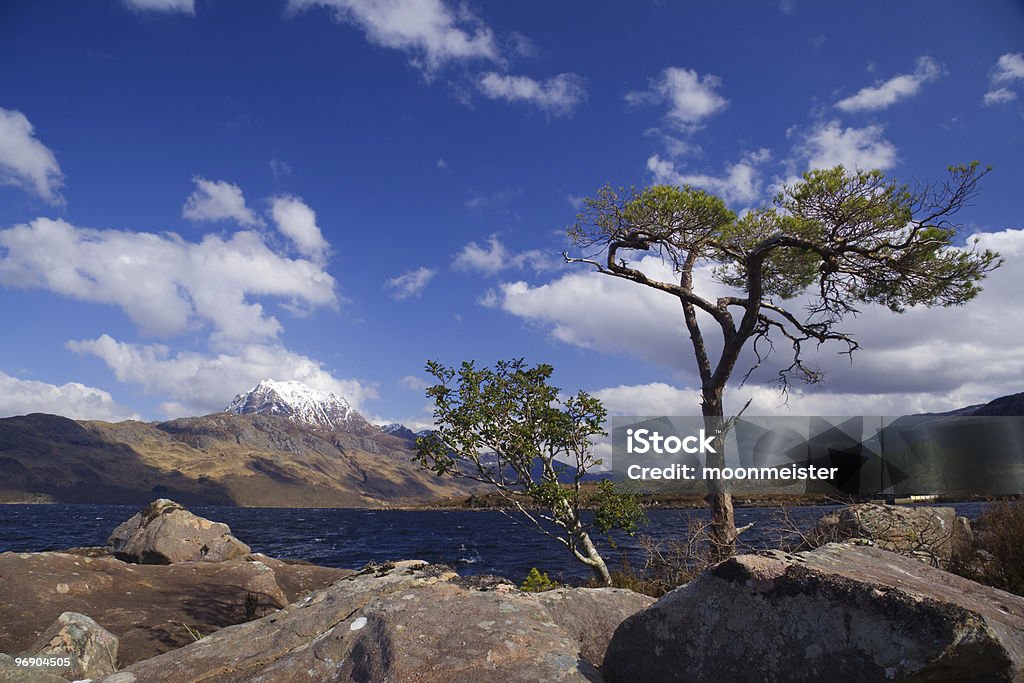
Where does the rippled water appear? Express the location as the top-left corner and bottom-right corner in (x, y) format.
(0, 503), (989, 582)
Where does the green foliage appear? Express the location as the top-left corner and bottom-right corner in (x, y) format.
(567, 163), (1001, 556)
(593, 480), (646, 534)
(520, 567), (560, 592)
(414, 359), (644, 582)
(567, 162), (1001, 392)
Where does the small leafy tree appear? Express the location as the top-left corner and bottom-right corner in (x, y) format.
(566, 163), (1001, 557)
(520, 567), (560, 592)
(415, 358), (645, 585)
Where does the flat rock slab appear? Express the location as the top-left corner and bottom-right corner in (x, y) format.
(603, 543), (1024, 682)
(97, 561), (652, 683)
(0, 550), (351, 667)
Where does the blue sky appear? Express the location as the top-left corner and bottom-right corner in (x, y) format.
(0, 0), (1022, 427)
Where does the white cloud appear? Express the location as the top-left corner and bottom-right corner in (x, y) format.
(453, 235), (558, 275)
(984, 53), (1024, 105)
(991, 52), (1024, 84)
(399, 374), (430, 391)
(0, 371), (138, 421)
(591, 381), (1005, 418)
(507, 31), (537, 58)
(626, 67), (728, 131)
(270, 158), (293, 179)
(182, 177), (262, 227)
(0, 107), (63, 203)
(983, 87), (1018, 106)
(493, 230), (1024, 413)
(835, 56), (942, 112)
(0, 217), (336, 342)
(796, 120), (897, 172)
(121, 0), (195, 13)
(477, 72), (586, 116)
(494, 256), (697, 370)
(67, 334), (377, 417)
(436, 158), (448, 169)
(286, 0), (498, 74)
(269, 194), (330, 264)
(593, 383), (701, 417)
(647, 148), (771, 205)
(384, 266), (436, 299)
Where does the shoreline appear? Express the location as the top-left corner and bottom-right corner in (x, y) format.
(0, 493), (1003, 510)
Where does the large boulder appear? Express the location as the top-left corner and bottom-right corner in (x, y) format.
(98, 561), (653, 682)
(811, 503), (972, 568)
(29, 611), (119, 680)
(107, 499), (251, 564)
(603, 544), (1024, 682)
(0, 550), (349, 666)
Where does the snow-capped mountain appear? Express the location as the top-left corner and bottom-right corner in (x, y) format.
(226, 379), (372, 432)
(380, 423), (433, 444)
(381, 423), (415, 439)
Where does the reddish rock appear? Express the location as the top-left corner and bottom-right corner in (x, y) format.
(0, 550), (350, 667)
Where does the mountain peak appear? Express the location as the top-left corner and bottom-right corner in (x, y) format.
(226, 379), (366, 431)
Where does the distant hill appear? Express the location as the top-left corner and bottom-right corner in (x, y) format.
(0, 411), (470, 507)
(927, 392), (1024, 417)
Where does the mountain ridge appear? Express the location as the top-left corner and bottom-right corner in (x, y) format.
(0, 410), (469, 507)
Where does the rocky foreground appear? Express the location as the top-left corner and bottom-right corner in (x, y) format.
(1, 500), (1023, 682)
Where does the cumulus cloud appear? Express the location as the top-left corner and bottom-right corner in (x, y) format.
(647, 148), (771, 205)
(384, 266), (436, 299)
(835, 56), (943, 112)
(494, 256), (698, 371)
(270, 194), (330, 264)
(795, 120), (897, 172)
(984, 53), (1024, 106)
(591, 381), (1005, 418)
(0, 371), (139, 421)
(0, 107), (63, 203)
(286, 0), (498, 74)
(182, 177), (262, 227)
(477, 72), (586, 116)
(67, 334), (377, 416)
(121, 0), (195, 13)
(453, 235), (559, 275)
(626, 67), (728, 131)
(492, 230), (1024, 413)
(991, 52), (1024, 83)
(0, 217), (336, 342)
(983, 88), (1018, 106)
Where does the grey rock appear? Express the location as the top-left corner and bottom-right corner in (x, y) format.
(29, 611), (119, 680)
(812, 503), (972, 568)
(99, 560), (651, 682)
(535, 588), (654, 668)
(107, 499), (251, 564)
(603, 543), (1024, 682)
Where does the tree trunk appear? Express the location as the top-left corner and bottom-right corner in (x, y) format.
(577, 528), (612, 585)
(702, 389), (736, 561)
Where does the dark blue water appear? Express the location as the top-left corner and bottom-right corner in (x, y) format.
(0, 503), (989, 582)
